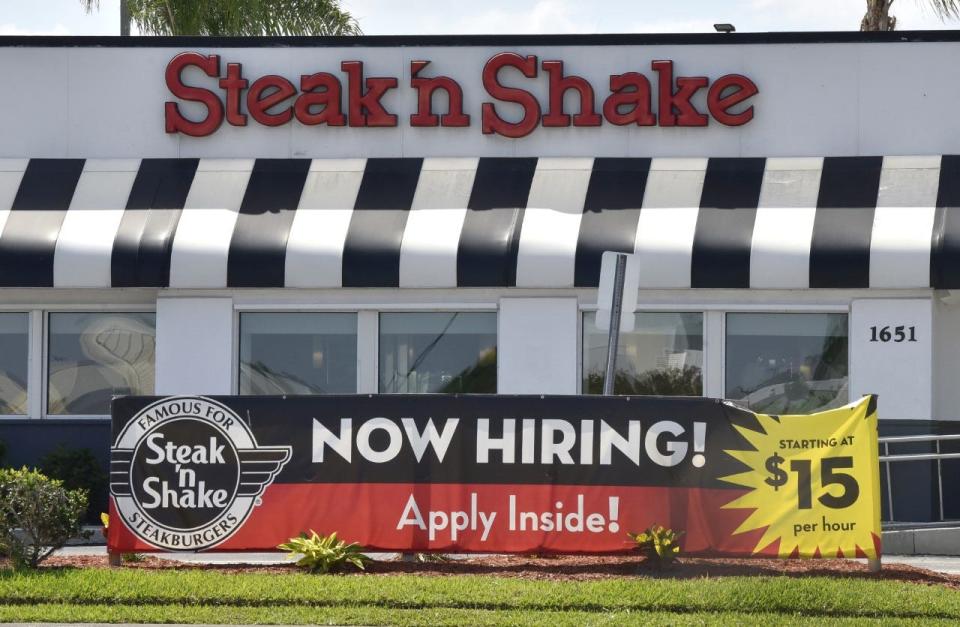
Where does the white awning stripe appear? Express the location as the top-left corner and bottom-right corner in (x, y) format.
(399, 157), (477, 288)
(869, 157), (940, 288)
(633, 158), (707, 288)
(749, 157), (823, 289)
(169, 160), (254, 288)
(285, 159), (365, 288)
(516, 158), (593, 287)
(54, 160), (140, 287)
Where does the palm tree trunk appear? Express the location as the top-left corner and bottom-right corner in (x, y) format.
(862, 0), (897, 30)
(120, 0), (130, 36)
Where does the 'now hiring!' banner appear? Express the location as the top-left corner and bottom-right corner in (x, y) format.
(108, 394), (881, 558)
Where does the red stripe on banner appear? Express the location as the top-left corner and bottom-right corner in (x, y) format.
(110, 484), (772, 556)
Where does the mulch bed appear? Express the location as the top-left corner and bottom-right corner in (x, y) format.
(14, 553), (959, 589)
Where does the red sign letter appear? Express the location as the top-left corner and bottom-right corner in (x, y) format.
(219, 62), (248, 127)
(295, 73), (346, 126)
(247, 75), (296, 127)
(165, 52), (224, 137)
(651, 60), (708, 127)
(341, 61), (398, 127)
(541, 60), (601, 127)
(603, 72), (656, 126)
(481, 53), (541, 138)
(708, 74), (758, 126)
(410, 61), (470, 127)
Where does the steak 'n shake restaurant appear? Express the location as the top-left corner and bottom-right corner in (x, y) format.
(0, 32), (958, 523)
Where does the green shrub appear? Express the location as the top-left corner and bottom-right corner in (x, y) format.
(39, 446), (107, 524)
(629, 524), (684, 568)
(0, 467), (88, 569)
(278, 531), (370, 573)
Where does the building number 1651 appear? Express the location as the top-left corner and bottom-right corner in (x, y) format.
(869, 325), (917, 343)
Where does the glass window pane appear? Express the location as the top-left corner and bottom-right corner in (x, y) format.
(725, 313), (848, 414)
(583, 312), (703, 395)
(48, 312), (156, 416)
(0, 313), (28, 414)
(379, 312), (497, 393)
(239, 313), (358, 395)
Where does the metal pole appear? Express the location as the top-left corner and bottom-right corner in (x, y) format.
(884, 442), (894, 522)
(937, 439), (944, 522)
(603, 254), (627, 396)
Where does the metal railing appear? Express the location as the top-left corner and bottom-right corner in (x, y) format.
(878, 434), (960, 522)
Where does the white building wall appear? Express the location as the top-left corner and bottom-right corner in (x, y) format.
(2, 40), (960, 159)
(850, 298), (933, 420)
(933, 294), (960, 421)
(156, 296), (234, 395)
(497, 297), (578, 394)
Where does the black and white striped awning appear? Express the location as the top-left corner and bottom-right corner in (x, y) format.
(0, 156), (958, 289)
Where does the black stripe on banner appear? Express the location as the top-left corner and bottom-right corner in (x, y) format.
(809, 156), (882, 288)
(342, 158), (423, 287)
(457, 158), (537, 287)
(0, 159), (84, 287)
(227, 159), (311, 288)
(691, 158), (765, 288)
(112, 159), (199, 287)
(573, 158), (651, 287)
(932, 155), (960, 288)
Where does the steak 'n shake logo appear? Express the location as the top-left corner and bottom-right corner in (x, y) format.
(110, 397), (290, 551)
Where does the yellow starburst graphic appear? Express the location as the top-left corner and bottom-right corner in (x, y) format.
(720, 396), (882, 559)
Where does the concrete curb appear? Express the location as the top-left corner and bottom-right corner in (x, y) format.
(883, 527), (960, 556)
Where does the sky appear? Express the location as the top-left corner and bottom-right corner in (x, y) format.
(0, 0), (958, 36)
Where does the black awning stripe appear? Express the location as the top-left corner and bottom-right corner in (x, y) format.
(0, 159), (84, 287)
(341, 158), (423, 288)
(691, 158), (766, 288)
(573, 158), (651, 288)
(810, 156), (883, 288)
(457, 158), (537, 287)
(933, 155), (960, 289)
(227, 159), (311, 288)
(112, 158), (198, 287)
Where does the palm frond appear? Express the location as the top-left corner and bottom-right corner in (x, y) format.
(925, 0), (960, 19)
(124, 0), (361, 36)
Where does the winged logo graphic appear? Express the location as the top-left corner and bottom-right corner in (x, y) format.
(109, 396), (291, 551)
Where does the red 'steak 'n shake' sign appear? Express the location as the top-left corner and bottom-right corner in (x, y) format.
(164, 52), (759, 138)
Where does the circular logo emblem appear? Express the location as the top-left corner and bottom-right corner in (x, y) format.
(110, 397), (291, 551)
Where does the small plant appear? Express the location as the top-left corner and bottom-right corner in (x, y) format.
(0, 467), (88, 569)
(629, 524), (684, 568)
(278, 530), (370, 573)
(40, 446), (108, 524)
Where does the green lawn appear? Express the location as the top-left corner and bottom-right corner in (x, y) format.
(1, 568), (958, 625)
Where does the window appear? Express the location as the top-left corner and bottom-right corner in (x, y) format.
(239, 313), (358, 395)
(725, 313), (848, 414)
(47, 312), (156, 416)
(379, 312), (497, 393)
(583, 311), (703, 395)
(0, 313), (28, 415)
